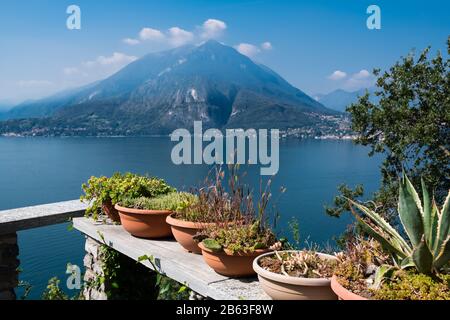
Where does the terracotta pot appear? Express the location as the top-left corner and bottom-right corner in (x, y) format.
(253, 251), (338, 300)
(115, 204), (173, 239)
(166, 214), (215, 254)
(330, 275), (368, 300)
(198, 242), (270, 277)
(102, 200), (121, 222)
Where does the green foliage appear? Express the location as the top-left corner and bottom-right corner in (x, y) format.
(81, 172), (175, 219)
(349, 173), (450, 274)
(196, 166), (283, 254)
(325, 184), (365, 218)
(137, 255), (190, 300)
(86, 245), (158, 300)
(328, 38), (450, 226)
(374, 271), (450, 300)
(202, 238), (223, 252)
(201, 221), (277, 254)
(41, 277), (70, 300)
(120, 192), (197, 211)
(334, 237), (392, 298)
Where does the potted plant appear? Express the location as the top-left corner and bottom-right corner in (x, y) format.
(331, 173), (450, 300)
(116, 192), (194, 239)
(166, 167), (245, 254)
(253, 250), (338, 300)
(196, 177), (284, 277)
(81, 172), (175, 223)
(198, 221), (279, 277)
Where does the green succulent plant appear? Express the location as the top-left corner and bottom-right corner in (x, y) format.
(349, 173), (450, 274)
(120, 192), (197, 211)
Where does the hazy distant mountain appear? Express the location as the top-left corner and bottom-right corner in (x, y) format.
(315, 88), (377, 112)
(1, 40), (339, 135)
(0, 100), (14, 112)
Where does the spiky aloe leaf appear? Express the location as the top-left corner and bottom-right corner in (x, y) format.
(433, 235), (450, 269)
(202, 238), (222, 252)
(398, 175), (424, 247)
(349, 199), (412, 254)
(372, 265), (395, 290)
(400, 256), (415, 269)
(430, 200), (439, 254)
(436, 191), (450, 254)
(421, 178), (433, 246)
(411, 235), (433, 274)
(350, 206), (407, 260)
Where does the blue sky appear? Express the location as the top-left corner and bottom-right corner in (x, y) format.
(0, 0), (448, 103)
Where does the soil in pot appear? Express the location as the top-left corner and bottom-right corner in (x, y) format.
(198, 242), (270, 277)
(165, 214), (214, 254)
(330, 275), (369, 300)
(253, 251), (338, 300)
(115, 204), (172, 239)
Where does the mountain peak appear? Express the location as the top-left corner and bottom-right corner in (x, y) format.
(2, 41), (335, 133)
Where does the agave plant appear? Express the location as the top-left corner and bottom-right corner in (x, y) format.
(349, 173), (449, 274)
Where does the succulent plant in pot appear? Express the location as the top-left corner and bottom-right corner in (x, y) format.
(332, 173), (450, 300)
(81, 172), (175, 223)
(116, 192), (194, 239)
(166, 167), (247, 254)
(196, 174), (284, 277)
(253, 249), (338, 300)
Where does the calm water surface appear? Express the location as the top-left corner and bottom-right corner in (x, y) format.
(0, 137), (382, 299)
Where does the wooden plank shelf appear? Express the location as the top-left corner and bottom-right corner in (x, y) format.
(73, 217), (270, 300)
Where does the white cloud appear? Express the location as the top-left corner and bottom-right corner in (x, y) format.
(351, 69), (370, 80)
(201, 19), (227, 39)
(167, 27), (194, 46)
(235, 43), (261, 58)
(344, 69), (375, 90)
(139, 28), (165, 41)
(84, 52), (138, 68)
(327, 70), (347, 81)
(123, 38), (140, 46)
(17, 80), (54, 87)
(261, 42), (272, 50)
(327, 69), (375, 90)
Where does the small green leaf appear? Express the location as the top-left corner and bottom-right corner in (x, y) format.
(253, 242), (266, 250)
(202, 239), (222, 252)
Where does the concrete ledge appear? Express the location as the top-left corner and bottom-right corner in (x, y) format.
(0, 200), (87, 234)
(73, 217), (270, 300)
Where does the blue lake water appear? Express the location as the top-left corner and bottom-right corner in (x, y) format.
(0, 137), (382, 299)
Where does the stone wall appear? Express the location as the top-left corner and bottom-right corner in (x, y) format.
(82, 237), (108, 300)
(82, 236), (206, 300)
(0, 233), (19, 300)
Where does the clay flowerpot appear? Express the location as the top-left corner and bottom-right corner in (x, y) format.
(330, 275), (368, 300)
(102, 200), (121, 223)
(253, 251), (338, 300)
(115, 204), (172, 239)
(166, 214), (215, 254)
(198, 242), (270, 277)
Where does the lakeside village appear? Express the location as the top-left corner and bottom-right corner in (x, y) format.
(1, 114), (356, 140)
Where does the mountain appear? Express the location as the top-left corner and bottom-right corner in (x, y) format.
(314, 88), (377, 112)
(0, 100), (15, 112)
(1, 40), (340, 136)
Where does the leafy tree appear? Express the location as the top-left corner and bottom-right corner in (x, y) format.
(327, 37), (450, 220)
